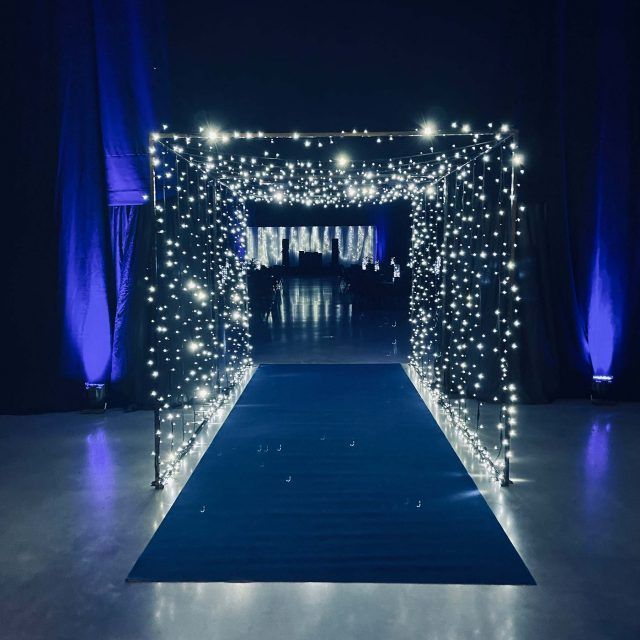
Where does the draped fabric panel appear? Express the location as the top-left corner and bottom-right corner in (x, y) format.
(93, 0), (160, 206)
(109, 206), (154, 402)
(553, 0), (640, 397)
(515, 0), (639, 401)
(57, 0), (113, 385)
(56, 0), (163, 403)
(584, 0), (635, 384)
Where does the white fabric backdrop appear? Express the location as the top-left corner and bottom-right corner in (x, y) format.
(246, 226), (376, 266)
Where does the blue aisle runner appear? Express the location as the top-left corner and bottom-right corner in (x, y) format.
(129, 364), (534, 584)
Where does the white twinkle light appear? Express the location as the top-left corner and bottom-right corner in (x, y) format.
(335, 153), (350, 168)
(420, 121), (437, 137)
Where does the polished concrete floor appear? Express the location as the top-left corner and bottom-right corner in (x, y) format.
(1, 278), (639, 639)
(251, 276), (409, 363)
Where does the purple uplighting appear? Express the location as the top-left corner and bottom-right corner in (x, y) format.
(587, 247), (615, 377)
(583, 422), (611, 515)
(585, 422), (610, 480)
(85, 429), (115, 495)
(78, 295), (113, 384)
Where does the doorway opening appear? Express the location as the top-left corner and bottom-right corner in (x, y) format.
(246, 202), (411, 363)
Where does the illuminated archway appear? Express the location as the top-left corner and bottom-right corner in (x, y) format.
(147, 125), (524, 487)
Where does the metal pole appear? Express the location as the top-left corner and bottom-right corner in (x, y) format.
(152, 407), (163, 489)
(501, 133), (519, 488)
(148, 134), (164, 490)
(501, 406), (512, 486)
(152, 129), (506, 141)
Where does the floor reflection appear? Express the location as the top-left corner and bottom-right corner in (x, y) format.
(251, 276), (408, 363)
(583, 421), (611, 514)
(84, 428), (115, 521)
(585, 422), (610, 480)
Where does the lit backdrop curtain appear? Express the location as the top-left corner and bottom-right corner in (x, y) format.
(246, 226), (377, 266)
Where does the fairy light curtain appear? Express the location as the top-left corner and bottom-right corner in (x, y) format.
(246, 225), (376, 266)
(149, 153), (252, 486)
(149, 126), (522, 485)
(409, 139), (523, 483)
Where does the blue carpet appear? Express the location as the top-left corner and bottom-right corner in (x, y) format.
(128, 364), (534, 584)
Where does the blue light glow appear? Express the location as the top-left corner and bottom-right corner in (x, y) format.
(587, 246), (615, 377)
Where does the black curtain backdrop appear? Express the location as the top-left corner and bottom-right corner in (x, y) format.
(3, 0), (639, 411)
(4, 2), (61, 412)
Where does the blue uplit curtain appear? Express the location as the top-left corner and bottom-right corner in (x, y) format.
(57, 0), (164, 400)
(109, 205), (150, 391)
(93, 0), (158, 208)
(586, 0), (631, 380)
(558, 0), (639, 395)
(57, 0), (112, 385)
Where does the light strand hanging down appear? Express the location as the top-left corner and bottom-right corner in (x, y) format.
(147, 122), (524, 486)
(148, 149), (252, 488)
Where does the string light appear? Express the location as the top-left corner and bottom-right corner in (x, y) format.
(149, 142), (252, 487)
(420, 121), (437, 137)
(335, 153), (350, 168)
(148, 124), (523, 486)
